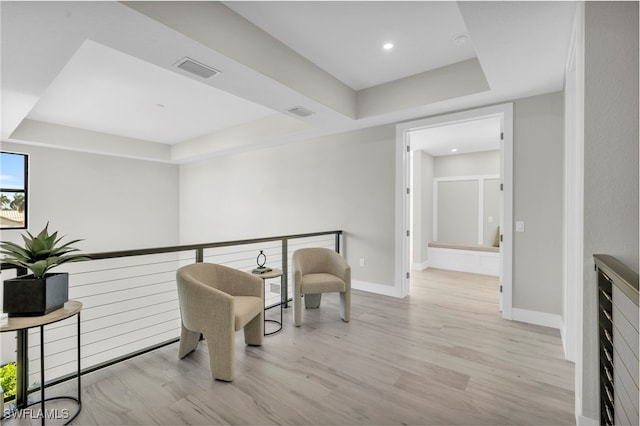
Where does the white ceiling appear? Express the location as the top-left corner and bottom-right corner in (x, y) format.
(0, 1), (577, 163)
(27, 40), (277, 144)
(410, 116), (501, 157)
(225, 1), (477, 90)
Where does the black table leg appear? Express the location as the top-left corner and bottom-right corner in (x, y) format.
(15, 329), (28, 409)
(40, 325), (45, 426)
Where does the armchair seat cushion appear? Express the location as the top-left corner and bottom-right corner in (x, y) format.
(301, 273), (346, 294)
(234, 296), (263, 331)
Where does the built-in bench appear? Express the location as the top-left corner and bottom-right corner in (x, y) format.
(427, 241), (500, 276)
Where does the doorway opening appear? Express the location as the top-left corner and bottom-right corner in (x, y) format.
(395, 103), (513, 319)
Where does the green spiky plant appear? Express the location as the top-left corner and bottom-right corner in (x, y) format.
(0, 223), (88, 279)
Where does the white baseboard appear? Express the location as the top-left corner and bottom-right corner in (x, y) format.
(559, 320), (576, 362)
(351, 280), (403, 298)
(511, 308), (563, 330)
(560, 320), (568, 359)
(576, 415), (599, 425)
(412, 260), (429, 271)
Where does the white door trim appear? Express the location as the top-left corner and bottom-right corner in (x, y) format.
(395, 103), (513, 321)
(395, 125), (412, 297)
(564, 4), (585, 422)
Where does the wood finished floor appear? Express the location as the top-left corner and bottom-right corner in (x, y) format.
(42, 268), (574, 425)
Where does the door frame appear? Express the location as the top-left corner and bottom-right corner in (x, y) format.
(395, 103), (513, 319)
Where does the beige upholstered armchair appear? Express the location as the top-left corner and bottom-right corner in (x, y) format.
(293, 248), (351, 327)
(176, 263), (264, 381)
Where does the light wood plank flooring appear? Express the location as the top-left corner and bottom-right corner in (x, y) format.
(39, 268), (575, 425)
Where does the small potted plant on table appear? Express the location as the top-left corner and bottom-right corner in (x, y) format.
(0, 223), (88, 317)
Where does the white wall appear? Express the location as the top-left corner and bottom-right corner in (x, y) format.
(0, 141), (180, 363)
(512, 93), (564, 317)
(582, 2), (639, 421)
(437, 179), (479, 244)
(432, 151), (500, 247)
(434, 150), (500, 178)
(0, 142), (180, 252)
(179, 125), (397, 288)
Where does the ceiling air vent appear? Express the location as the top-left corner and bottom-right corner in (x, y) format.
(175, 57), (221, 79)
(287, 106), (314, 117)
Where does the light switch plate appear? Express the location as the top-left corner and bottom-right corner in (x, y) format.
(516, 221), (525, 232)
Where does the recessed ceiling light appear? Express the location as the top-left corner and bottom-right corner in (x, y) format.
(451, 148), (458, 152)
(383, 42), (394, 51)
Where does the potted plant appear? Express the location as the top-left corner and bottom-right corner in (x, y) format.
(0, 223), (88, 317)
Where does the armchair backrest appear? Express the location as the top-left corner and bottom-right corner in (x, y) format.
(176, 263), (233, 331)
(177, 262), (263, 295)
(293, 248), (350, 281)
(177, 262), (233, 294)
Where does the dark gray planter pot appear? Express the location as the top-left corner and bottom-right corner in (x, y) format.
(3, 272), (69, 317)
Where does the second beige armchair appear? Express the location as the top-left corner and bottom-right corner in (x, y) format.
(176, 262), (264, 381)
(293, 247), (351, 327)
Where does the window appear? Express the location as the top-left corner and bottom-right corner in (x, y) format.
(0, 151), (28, 229)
